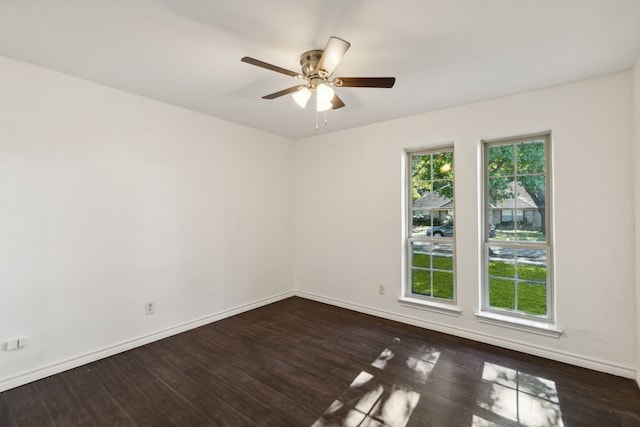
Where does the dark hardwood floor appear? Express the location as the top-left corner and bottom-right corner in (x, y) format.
(1, 297), (639, 426)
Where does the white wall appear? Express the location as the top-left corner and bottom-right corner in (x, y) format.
(633, 57), (640, 387)
(0, 56), (294, 391)
(293, 72), (636, 377)
(1, 53), (636, 391)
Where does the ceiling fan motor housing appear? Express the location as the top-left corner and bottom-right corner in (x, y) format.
(300, 50), (324, 82)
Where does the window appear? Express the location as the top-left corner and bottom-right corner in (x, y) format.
(405, 147), (455, 303)
(482, 134), (552, 322)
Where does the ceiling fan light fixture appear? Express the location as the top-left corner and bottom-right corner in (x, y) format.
(292, 86), (312, 108)
(241, 36), (395, 125)
(317, 37), (351, 78)
(316, 83), (334, 112)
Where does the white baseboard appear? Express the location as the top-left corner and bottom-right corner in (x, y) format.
(0, 290), (295, 393)
(3, 289), (636, 393)
(295, 290), (637, 380)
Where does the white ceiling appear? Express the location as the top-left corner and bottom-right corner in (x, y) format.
(1, 0), (639, 139)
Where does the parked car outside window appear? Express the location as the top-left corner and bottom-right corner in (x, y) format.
(426, 221), (454, 237)
(426, 222), (496, 238)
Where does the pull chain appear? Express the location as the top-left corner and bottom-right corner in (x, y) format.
(314, 109), (329, 131)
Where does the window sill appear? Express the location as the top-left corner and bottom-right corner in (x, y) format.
(475, 311), (563, 338)
(398, 297), (462, 317)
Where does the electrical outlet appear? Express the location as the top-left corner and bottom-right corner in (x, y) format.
(5, 336), (27, 351)
(379, 284), (385, 295)
(17, 336), (28, 348)
(145, 302), (155, 315)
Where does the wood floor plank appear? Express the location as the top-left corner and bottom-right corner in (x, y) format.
(153, 328), (323, 425)
(130, 344), (259, 427)
(2, 381), (54, 426)
(191, 326), (341, 416)
(61, 362), (135, 427)
(34, 374), (97, 426)
(0, 392), (13, 427)
(210, 361), (318, 426)
(109, 350), (215, 427)
(1, 297), (639, 426)
(183, 364), (300, 427)
(89, 357), (180, 426)
(190, 322), (348, 415)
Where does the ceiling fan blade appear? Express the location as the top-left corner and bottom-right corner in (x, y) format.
(317, 37), (351, 77)
(241, 57), (300, 78)
(262, 85), (306, 99)
(331, 94), (345, 109)
(335, 77), (396, 88)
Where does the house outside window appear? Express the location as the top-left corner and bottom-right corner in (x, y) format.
(405, 147), (455, 302)
(482, 134), (553, 323)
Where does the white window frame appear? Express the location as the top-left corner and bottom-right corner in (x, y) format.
(400, 146), (461, 316)
(477, 133), (561, 337)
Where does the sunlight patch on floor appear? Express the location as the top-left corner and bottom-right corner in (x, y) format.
(312, 337), (440, 427)
(473, 362), (564, 427)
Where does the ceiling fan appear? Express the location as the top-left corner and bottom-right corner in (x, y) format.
(241, 36), (395, 113)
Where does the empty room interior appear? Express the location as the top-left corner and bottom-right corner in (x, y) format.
(1, 1), (640, 426)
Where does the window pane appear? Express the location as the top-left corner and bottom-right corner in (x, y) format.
(489, 278), (515, 310)
(433, 152), (454, 180)
(517, 262), (546, 282)
(427, 209), (453, 237)
(488, 257), (516, 278)
(432, 254), (453, 271)
(489, 176), (513, 239)
(516, 176), (546, 241)
(411, 215), (428, 236)
(490, 161), (547, 241)
(411, 242), (431, 267)
(411, 194), (430, 236)
(410, 241), (454, 301)
(412, 192), (453, 234)
(413, 187), (433, 209)
(518, 282), (547, 316)
(431, 209), (452, 225)
(517, 250), (547, 281)
(488, 145), (514, 177)
(412, 268), (431, 296)
(432, 243), (453, 271)
(411, 241), (432, 297)
(516, 141), (545, 175)
(412, 179), (431, 201)
(488, 177), (515, 205)
(487, 247), (548, 316)
(433, 180), (454, 203)
(412, 154), (432, 181)
(433, 271), (453, 299)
